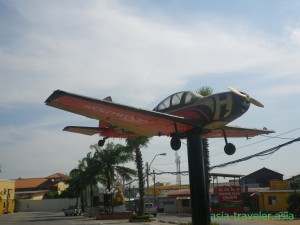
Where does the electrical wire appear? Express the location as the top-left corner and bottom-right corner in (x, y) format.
(211, 137), (300, 170)
(210, 127), (300, 157)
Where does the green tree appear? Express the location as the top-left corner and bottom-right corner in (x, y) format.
(67, 164), (87, 210)
(90, 142), (136, 191)
(80, 151), (101, 206)
(126, 136), (150, 216)
(43, 191), (59, 199)
(67, 143), (136, 209)
(195, 86), (213, 215)
(286, 193), (300, 216)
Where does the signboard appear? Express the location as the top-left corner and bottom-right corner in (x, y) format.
(218, 186), (241, 203)
(270, 180), (288, 190)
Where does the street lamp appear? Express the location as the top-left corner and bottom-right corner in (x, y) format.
(149, 153), (167, 168)
(146, 153), (167, 212)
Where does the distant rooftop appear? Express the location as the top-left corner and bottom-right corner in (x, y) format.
(14, 172), (70, 190)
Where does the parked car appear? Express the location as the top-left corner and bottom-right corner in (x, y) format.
(63, 205), (82, 216)
(144, 203), (157, 217)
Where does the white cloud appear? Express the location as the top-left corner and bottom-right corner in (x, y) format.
(1, 0), (300, 179)
(289, 28), (300, 46)
(1, 0), (295, 107)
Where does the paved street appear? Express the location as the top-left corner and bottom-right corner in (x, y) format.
(0, 212), (299, 225)
(0, 212), (99, 225)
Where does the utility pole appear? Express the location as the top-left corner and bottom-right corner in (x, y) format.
(5, 189), (12, 214)
(153, 169), (156, 203)
(175, 151), (181, 188)
(146, 162), (150, 207)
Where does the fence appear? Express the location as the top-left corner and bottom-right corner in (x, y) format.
(16, 198), (78, 212)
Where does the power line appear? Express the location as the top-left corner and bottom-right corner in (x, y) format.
(210, 127), (300, 157)
(237, 127), (300, 150)
(151, 128), (300, 167)
(211, 137), (300, 170)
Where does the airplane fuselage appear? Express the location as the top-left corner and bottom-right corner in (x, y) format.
(153, 91), (250, 132)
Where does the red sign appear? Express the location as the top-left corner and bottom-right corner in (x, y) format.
(218, 186), (241, 203)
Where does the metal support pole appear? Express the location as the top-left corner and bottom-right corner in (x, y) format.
(153, 170), (156, 203)
(146, 162), (150, 215)
(187, 128), (210, 225)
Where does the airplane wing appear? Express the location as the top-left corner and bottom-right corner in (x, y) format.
(63, 126), (104, 136)
(201, 126), (274, 139)
(45, 90), (197, 137)
(63, 126), (139, 138)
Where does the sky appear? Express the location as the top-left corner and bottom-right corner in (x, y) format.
(1, 0), (300, 186)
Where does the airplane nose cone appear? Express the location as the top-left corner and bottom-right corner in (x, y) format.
(241, 99), (251, 112)
(227, 86), (264, 107)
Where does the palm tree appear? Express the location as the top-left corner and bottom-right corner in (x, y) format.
(67, 163), (87, 210)
(195, 86), (213, 215)
(68, 143), (136, 210)
(90, 143), (137, 191)
(125, 136), (150, 216)
(80, 151), (101, 207)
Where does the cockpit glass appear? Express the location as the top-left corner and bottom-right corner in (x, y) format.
(158, 96), (171, 110)
(155, 91), (199, 111)
(185, 92), (193, 104)
(172, 92), (183, 106)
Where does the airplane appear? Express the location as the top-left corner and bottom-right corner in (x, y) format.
(45, 87), (274, 155)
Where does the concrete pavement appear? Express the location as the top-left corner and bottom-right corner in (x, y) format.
(0, 212), (299, 225)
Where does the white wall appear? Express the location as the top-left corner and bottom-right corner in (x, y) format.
(16, 198), (78, 212)
(160, 198), (177, 213)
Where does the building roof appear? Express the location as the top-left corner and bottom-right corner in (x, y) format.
(15, 178), (48, 189)
(14, 173), (69, 190)
(241, 167), (283, 180)
(167, 189), (190, 197)
(285, 174), (300, 181)
(46, 173), (70, 180)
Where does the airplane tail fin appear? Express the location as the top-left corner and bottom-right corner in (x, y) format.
(103, 96), (112, 102)
(98, 96), (113, 128)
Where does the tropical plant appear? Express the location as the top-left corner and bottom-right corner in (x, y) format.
(43, 191), (59, 199)
(90, 142), (136, 191)
(125, 136), (150, 216)
(81, 151), (102, 206)
(67, 142), (136, 210)
(67, 165), (87, 210)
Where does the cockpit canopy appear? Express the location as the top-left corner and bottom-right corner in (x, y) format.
(153, 91), (203, 112)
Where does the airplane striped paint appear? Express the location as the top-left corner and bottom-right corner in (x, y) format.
(45, 87), (274, 155)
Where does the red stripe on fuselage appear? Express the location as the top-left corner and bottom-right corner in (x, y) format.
(173, 108), (211, 122)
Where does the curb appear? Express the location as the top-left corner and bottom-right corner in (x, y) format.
(156, 219), (189, 225)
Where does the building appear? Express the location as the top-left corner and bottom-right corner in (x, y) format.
(255, 190), (299, 213)
(240, 169), (298, 213)
(286, 174), (300, 190)
(240, 167), (283, 189)
(0, 180), (15, 214)
(15, 173), (70, 200)
(160, 189), (191, 213)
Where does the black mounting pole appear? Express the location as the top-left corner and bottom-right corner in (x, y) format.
(187, 128), (210, 225)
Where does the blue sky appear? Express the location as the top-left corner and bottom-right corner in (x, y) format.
(1, 0), (300, 185)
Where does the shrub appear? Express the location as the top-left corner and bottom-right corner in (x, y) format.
(131, 214), (150, 220)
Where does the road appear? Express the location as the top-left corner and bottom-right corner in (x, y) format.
(0, 212), (299, 225)
(0, 212), (99, 225)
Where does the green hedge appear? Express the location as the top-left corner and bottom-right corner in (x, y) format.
(131, 214), (150, 220)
